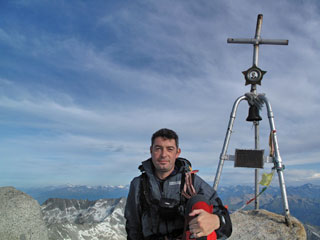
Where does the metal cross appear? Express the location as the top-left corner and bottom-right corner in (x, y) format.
(227, 14), (288, 68)
(219, 14), (290, 214)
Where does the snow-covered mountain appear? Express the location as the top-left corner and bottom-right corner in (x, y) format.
(29, 183), (320, 225)
(39, 184), (320, 239)
(304, 224), (320, 240)
(41, 197), (320, 240)
(41, 197), (126, 240)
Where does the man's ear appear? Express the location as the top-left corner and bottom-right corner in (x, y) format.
(176, 148), (181, 157)
(150, 146), (152, 154)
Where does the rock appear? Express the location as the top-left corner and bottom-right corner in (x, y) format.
(0, 187), (49, 240)
(229, 209), (307, 240)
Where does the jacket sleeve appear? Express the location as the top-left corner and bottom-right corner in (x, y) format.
(125, 176), (144, 240)
(194, 175), (232, 239)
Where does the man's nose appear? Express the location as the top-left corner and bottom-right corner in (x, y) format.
(161, 149), (168, 157)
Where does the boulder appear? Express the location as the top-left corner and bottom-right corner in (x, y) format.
(0, 187), (49, 240)
(229, 209), (307, 240)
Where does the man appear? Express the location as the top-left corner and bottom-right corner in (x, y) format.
(125, 128), (232, 239)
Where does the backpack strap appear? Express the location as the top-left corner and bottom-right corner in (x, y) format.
(139, 165), (152, 214)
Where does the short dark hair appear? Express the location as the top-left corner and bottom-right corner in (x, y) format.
(151, 128), (179, 148)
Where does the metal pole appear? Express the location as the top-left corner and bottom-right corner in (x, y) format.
(213, 95), (247, 191)
(254, 121), (260, 210)
(260, 95), (290, 220)
(252, 14), (263, 209)
(253, 14), (263, 66)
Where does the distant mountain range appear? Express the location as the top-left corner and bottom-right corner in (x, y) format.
(218, 183), (320, 227)
(21, 183), (320, 227)
(21, 184), (129, 205)
(41, 197), (320, 240)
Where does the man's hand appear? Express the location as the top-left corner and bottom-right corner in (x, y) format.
(188, 209), (220, 238)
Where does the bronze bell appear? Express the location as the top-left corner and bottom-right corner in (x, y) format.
(246, 105), (262, 122)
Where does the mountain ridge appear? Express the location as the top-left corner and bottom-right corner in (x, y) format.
(41, 197), (312, 240)
(41, 197), (126, 240)
(22, 183), (320, 227)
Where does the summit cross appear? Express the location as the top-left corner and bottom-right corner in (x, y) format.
(227, 14), (288, 68)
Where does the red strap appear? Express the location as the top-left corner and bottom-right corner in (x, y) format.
(182, 170), (198, 199)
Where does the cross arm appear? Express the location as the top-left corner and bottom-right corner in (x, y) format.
(227, 38), (288, 45)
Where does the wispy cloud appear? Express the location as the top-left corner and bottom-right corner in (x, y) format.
(308, 173), (320, 180)
(0, 0), (319, 187)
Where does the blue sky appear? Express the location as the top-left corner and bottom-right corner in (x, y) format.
(0, 0), (319, 188)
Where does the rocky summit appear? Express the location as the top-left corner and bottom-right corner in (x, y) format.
(230, 209), (307, 240)
(0, 187), (49, 240)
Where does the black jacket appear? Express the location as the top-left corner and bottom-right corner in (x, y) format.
(125, 158), (232, 239)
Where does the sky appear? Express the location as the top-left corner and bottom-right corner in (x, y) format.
(0, 0), (319, 189)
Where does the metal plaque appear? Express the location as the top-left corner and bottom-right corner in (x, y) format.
(242, 65), (266, 86)
(234, 149), (264, 168)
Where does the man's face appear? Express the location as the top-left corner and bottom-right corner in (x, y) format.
(150, 137), (181, 178)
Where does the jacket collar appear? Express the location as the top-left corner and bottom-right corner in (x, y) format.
(139, 157), (189, 176)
